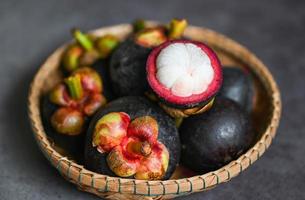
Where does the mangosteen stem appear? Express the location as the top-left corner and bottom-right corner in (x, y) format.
(72, 28), (94, 51)
(95, 35), (120, 58)
(133, 19), (146, 33)
(168, 19), (188, 39)
(64, 74), (84, 100)
(127, 141), (152, 157)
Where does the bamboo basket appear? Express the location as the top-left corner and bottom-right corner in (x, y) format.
(28, 22), (281, 200)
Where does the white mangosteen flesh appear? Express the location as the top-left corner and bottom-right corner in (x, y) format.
(156, 43), (214, 97)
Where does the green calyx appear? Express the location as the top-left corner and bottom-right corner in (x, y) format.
(168, 19), (188, 39)
(72, 28), (94, 51)
(133, 19), (146, 33)
(95, 35), (119, 58)
(64, 74), (84, 100)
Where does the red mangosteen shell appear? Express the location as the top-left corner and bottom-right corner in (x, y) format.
(146, 40), (223, 109)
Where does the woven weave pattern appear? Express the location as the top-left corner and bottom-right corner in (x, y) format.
(28, 23), (281, 200)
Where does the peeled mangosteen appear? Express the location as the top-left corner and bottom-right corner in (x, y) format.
(109, 19), (188, 97)
(180, 98), (255, 173)
(84, 96), (181, 180)
(218, 67), (255, 112)
(146, 39), (222, 117)
(41, 67), (107, 160)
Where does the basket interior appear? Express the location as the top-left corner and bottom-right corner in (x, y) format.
(37, 26), (274, 180)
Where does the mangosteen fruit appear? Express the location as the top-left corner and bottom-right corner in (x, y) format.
(219, 67), (255, 112)
(41, 67), (107, 159)
(84, 96), (180, 180)
(109, 19), (188, 97)
(179, 98), (255, 173)
(146, 39), (222, 117)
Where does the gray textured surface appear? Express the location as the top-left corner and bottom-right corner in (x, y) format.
(0, 0), (304, 199)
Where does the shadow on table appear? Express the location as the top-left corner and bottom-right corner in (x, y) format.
(1, 50), (99, 199)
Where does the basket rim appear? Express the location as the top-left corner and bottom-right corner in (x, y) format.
(27, 22), (282, 197)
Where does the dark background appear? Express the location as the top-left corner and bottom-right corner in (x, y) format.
(0, 0), (304, 199)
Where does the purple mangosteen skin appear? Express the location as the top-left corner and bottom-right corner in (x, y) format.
(109, 39), (151, 97)
(219, 67), (255, 112)
(180, 97), (255, 173)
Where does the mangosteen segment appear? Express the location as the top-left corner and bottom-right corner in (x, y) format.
(147, 40), (222, 107)
(91, 111), (170, 180)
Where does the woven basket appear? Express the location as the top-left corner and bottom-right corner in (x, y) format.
(28, 22), (281, 200)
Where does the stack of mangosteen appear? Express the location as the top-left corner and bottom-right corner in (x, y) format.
(41, 19), (256, 180)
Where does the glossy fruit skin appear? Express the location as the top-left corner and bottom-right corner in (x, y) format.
(91, 58), (116, 101)
(41, 96), (87, 161)
(180, 98), (255, 173)
(218, 67), (254, 112)
(85, 96), (181, 179)
(109, 39), (151, 96)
